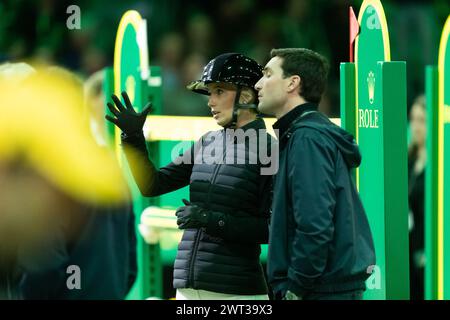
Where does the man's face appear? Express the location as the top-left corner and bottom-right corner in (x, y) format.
(206, 82), (236, 127)
(254, 56), (289, 116)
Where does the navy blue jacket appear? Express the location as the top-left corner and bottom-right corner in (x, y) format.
(268, 103), (375, 299)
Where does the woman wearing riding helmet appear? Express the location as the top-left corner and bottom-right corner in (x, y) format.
(106, 53), (275, 300)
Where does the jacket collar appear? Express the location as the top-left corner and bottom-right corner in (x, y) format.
(224, 117), (266, 132)
(272, 102), (318, 139)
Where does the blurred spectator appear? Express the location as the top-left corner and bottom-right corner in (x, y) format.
(239, 12), (282, 64)
(155, 33), (185, 115)
(185, 13), (215, 58)
(0, 63), (134, 299)
(407, 94), (426, 300)
(156, 32), (185, 89)
(280, 0), (330, 55)
(84, 70), (108, 145)
(321, 0), (358, 117)
(0, 62), (37, 299)
(18, 67), (137, 300)
(165, 53), (210, 116)
(389, 0), (442, 109)
(213, 0), (258, 54)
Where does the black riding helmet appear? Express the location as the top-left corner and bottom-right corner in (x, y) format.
(187, 53), (263, 128)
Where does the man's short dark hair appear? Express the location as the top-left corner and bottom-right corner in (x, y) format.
(270, 48), (329, 104)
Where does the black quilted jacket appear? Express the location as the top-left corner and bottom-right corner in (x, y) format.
(122, 118), (274, 295)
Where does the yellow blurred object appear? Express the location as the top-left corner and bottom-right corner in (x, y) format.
(0, 68), (129, 205)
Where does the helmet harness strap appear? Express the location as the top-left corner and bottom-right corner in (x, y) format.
(226, 86), (259, 129)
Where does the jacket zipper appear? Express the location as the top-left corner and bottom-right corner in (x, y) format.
(188, 133), (228, 287)
(206, 155), (226, 206)
(188, 228), (202, 288)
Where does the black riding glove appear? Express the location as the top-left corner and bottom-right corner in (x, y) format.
(105, 91), (152, 137)
(176, 199), (210, 229)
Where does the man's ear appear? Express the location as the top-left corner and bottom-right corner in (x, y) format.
(287, 75), (301, 94)
(239, 88), (256, 104)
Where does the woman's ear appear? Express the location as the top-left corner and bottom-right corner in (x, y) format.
(239, 88), (256, 104)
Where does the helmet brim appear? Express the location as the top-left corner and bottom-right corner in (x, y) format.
(186, 80), (210, 95)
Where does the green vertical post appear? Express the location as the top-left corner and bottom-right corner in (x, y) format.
(113, 10), (153, 300)
(147, 66), (163, 115)
(380, 61), (410, 299)
(340, 63), (357, 181)
(340, 63), (356, 137)
(425, 66), (439, 300)
(437, 15), (450, 300)
(103, 64), (151, 299)
(144, 66), (165, 299)
(147, 242), (163, 298)
(352, 0), (410, 300)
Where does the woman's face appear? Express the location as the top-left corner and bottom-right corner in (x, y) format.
(206, 82), (236, 127)
(409, 103), (426, 147)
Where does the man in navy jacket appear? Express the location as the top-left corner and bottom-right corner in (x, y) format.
(255, 48), (375, 300)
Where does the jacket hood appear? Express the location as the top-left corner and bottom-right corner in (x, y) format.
(296, 116), (362, 169)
